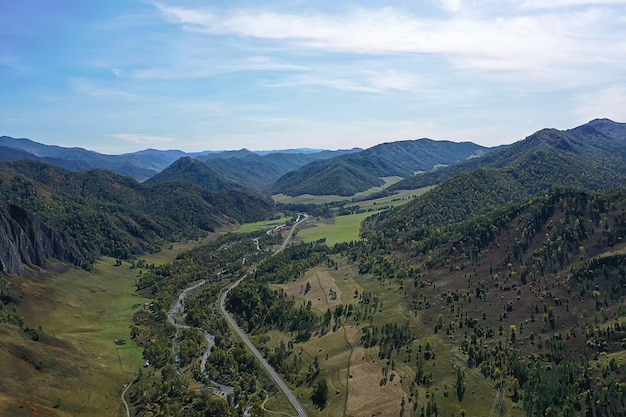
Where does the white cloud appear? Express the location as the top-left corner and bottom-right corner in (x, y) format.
(438, 0), (463, 13)
(574, 85), (626, 121)
(264, 69), (420, 93)
(107, 133), (175, 145)
(121, 55), (305, 80)
(70, 78), (139, 101)
(153, 3), (626, 84)
(512, 0), (626, 10)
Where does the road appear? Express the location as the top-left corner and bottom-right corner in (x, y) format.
(220, 280), (307, 417)
(219, 213), (309, 417)
(276, 213), (308, 253)
(122, 214), (309, 417)
(120, 375), (137, 417)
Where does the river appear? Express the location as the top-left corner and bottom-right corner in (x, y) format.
(167, 279), (234, 397)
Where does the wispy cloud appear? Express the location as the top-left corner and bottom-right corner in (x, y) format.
(263, 69), (421, 94)
(153, 3), (625, 84)
(107, 133), (175, 145)
(437, 0), (463, 13)
(70, 78), (139, 101)
(119, 55), (305, 80)
(512, 0), (626, 10)
(574, 85), (626, 121)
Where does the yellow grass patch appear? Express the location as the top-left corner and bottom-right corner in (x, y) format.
(345, 326), (406, 417)
(281, 269), (343, 311)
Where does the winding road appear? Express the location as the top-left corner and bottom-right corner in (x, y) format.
(122, 213), (309, 417)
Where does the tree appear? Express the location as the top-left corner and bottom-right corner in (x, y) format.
(456, 369), (466, 401)
(311, 377), (329, 409)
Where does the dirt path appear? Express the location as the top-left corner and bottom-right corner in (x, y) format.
(120, 375), (137, 417)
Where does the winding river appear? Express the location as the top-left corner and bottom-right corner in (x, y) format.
(167, 279), (234, 397)
(123, 214), (309, 417)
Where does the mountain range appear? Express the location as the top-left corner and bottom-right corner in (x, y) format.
(0, 135), (360, 184)
(2, 118), (626, 417)
(1, 118), (625, 274)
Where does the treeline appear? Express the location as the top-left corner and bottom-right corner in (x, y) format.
(227, 283), (319, 341)
(252, 240), (330, 284)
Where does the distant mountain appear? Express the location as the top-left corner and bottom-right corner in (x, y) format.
(256, 148), (326, 155)
(144, 156), (255, 194)
(0, 136), (361, 185)
(197, 148), (362, 189)
(270, 139), (490, 196)
(372, 119), (626, 233)
(0, 136), (181, 181)
(199, 149), (256, 160)
(0, 160), (272, 262)
(385, 118), (626, 194)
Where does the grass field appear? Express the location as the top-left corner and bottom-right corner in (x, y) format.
(233, 216), (291, 234)
(272, 176), (406, 206)
(350, 186), (434, 211)
(297, 212), (375, 246)
(1, 257), (150, 417)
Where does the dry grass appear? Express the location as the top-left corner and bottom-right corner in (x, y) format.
(272, 259), (525, 417)
(346, 327), (406, 417)
(280, 269), (344, 311)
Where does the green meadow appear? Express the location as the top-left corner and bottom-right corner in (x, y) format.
(298, 212), (375, 246)
(233, 216), (291, 234)
(4, 257), (150, 417)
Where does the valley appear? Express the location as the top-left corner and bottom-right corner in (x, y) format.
(0, 257), (150, 416)
(1, 119), (625, 417)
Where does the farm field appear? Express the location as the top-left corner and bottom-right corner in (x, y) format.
(272, 176), (405, 206)
(350, 186), (434, 211)
(1, 257), (149, 417)
(297, 212), (374, 246)
(234, 216), (291, 234)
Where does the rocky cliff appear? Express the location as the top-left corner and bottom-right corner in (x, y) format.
(0, 202), (87, 275)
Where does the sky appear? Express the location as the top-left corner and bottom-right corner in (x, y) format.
(1, 1), (626, 154)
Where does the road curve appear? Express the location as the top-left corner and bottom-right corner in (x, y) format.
(219, 214), (310, 417)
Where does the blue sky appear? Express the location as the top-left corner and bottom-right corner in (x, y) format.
(2, 0), (625, 154)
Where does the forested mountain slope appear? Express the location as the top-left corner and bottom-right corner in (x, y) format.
(270, 139), (490, 196)
(198, 148), (361, 189)
(386, 118), (626, 193)
(0, 202), (86, 276)
(144, 156), (254, 194)
(353, 187), (626, 416)
(0, 160), (272, 261)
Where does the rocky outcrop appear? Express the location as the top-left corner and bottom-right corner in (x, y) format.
(0, 202), (87, 275)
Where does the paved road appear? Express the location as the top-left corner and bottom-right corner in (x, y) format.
(220, 280), (307, 417)
(276, 213), (309, 253)
(123, 214), (310, 417)
(219, 214), (310, 417)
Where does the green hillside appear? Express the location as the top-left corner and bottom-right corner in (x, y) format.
(386, 119), (626, 194)
(0, 160), (271, 259)
(270, 139), (489, 196)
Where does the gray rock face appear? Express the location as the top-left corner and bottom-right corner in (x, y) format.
(0, 202), (87, 275)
